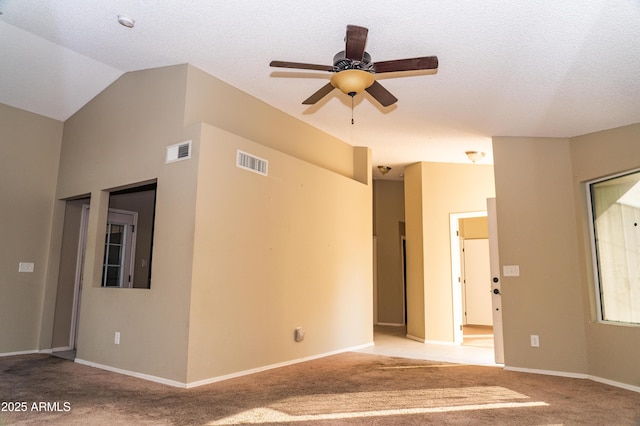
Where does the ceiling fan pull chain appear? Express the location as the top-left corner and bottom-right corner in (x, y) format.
(351, 95), (355, 125)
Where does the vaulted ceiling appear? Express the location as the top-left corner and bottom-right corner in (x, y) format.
(1, 1), (639, 179)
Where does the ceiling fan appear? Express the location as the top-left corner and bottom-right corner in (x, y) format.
(270, 25), (438, 107)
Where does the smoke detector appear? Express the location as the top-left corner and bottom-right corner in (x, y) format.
(117, 15), (135, 28)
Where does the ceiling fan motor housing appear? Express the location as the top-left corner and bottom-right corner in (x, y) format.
(333, 51), (373, 72)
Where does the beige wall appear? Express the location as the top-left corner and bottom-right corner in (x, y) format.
(492, 136), (589, 375)
(570, 123), (640, 386)
(494, 127), (640, 386)
(459, 217), (488, 239)
(404, 162), (495, 342)
(0, 104), (63, 354)
(183, 66), (358, 181)
(52, 65), (196, 382)
(22, 63), (373, 385)
(186, 125), (372, 383)
(373, 180), (406, 325)
(183, 65), (372, 384)
(404, 163), (427, 339)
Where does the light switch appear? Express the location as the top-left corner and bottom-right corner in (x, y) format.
(19, 262), (35, 273)
(503, 265), (520, 277)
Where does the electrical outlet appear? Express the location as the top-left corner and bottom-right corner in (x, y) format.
(294, 327), (304, 342)
(114, 332), (120, 345)
(530, 334), (539, 347)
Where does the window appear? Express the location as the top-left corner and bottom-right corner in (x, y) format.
(589, 169), (640, 324)
(102, 182), (157, 289)
(103, 209), (137, 287)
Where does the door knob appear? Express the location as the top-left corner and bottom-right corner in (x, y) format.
(493, 288), (501, 295)
(492, 277), (499, 283)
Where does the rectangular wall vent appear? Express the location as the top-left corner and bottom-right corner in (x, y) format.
(236, 150), (268, 176)
(166, 140), (192, 164)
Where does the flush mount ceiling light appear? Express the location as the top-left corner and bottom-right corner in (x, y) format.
(117, 14), (135, 28)
(465, 151), (486, 163)
(377, 165), (392, 175)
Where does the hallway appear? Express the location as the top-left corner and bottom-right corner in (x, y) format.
(358, 325), (500, 367)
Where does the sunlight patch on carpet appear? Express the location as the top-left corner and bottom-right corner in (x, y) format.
(378, 364), (466, 369)
(209, 386), (548, 425)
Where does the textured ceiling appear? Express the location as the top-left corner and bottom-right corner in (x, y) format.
(1, 1), (639, 180)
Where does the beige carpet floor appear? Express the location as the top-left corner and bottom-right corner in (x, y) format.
(1, 351), (639, 425)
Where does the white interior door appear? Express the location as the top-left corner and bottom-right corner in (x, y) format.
(463, 239), (493, 325)
(487, 197), (505, 364)
(450, 211), (487, 344)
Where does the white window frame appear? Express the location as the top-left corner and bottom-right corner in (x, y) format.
(102, 208), (138, 288)
(586, 167), (640, 325)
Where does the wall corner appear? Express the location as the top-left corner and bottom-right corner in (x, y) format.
(353, 146), (372, 185)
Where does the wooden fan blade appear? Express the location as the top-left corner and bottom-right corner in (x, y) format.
(345, 25), (368, 61)
(365, 80), (398, 107)
(270, 60), (334, 72)
(373, 56), (439, 73)
(302, 82), (335, 104)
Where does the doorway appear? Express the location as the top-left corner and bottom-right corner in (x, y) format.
(462, 238), (492, 326)
(70, 204), (90, 350)
(50, 197), (90, 357)
(460, 237), (494, 349)
(450, 211), (493, 346)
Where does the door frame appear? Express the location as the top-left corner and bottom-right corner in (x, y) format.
(69, 204), (90, 350)
(373, 236), (378, 324)
(487, 197), (505, 364)
(450, 210), (487, 345)
(400, 235), (407, 325)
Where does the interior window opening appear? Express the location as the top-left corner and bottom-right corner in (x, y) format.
(102, 182), (157, 289)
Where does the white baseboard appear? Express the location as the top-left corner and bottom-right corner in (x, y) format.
(406, 334), (425, 343)
(186, 342), (374, 388)
(424, 339), (457, 346)
(51, 346), (72, 353)
(405, 335), (457, 345)
(75, 341), (375, 389)
(505, 366), (640, 394)
(375, 322), (404, 327)
(0, 349), (39, 357)
(6, 344), (639, 394)
(589, 374), (640, 393)
(74, 358), (186, 388)
(1, 348), (71, 357)
(505, 366), (588, 380)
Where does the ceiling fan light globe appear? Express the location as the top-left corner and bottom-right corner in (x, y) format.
(330, 70), (374, 96)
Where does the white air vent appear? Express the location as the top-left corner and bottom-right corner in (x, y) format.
(166, 140), (192, 164)
(236, 150), (268, 176)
